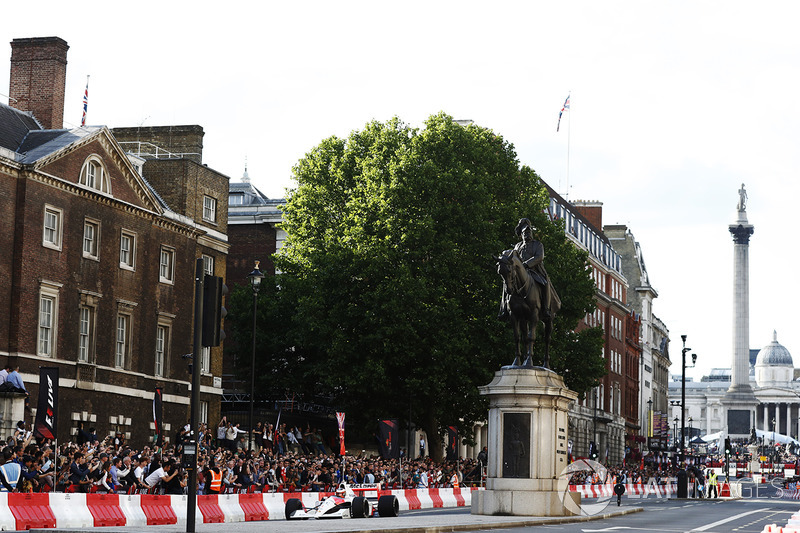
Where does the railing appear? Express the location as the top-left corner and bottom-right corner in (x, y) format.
(118, 141), (200, 160)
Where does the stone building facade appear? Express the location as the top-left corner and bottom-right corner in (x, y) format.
(0, 37), (228, 446)
(604, 225), (672, 451)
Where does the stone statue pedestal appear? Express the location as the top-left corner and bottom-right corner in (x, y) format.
(472, 366), (580, 516)
(0, 391), (26, 439)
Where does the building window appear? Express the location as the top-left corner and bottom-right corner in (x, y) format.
(202, 195), (217, 223)
(83, 219), (100, 260)
(201, 346), (211, 374)
(39, 297), (55, 356)
(229, 193), (244, 206)
(115, 314), (130, 368)
(120, 230), (136, 270)
(155, 324), (168, 377)
(159, 247), (175, 283)
(78, 306), (95, 362)
(38, 281), (62, 358)
(79, 157), (110, 193)
(200, 401), (209, 425)
(43, 205), (63, 250)
(202, 254), (214, 276)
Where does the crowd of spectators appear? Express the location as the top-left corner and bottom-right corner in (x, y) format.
(0, 417), (487, 495)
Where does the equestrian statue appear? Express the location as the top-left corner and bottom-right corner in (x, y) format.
(496, 218), (561, 369)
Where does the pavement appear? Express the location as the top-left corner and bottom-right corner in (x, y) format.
(27, 506), (643, 533)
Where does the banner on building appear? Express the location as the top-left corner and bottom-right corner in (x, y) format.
(377, 419), (400, 459)
(33, 367), (59, 440)
(447, 426), (458, 461)
(153, 387), (163, 447)
(336, 412), (346, 455)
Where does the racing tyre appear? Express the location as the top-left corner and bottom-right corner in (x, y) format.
(377, 495), (399, 517)
(285, 498), (303, 520)
(350, 496), (369, 518)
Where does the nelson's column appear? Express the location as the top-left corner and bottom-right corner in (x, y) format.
(723, 184), (758, 437)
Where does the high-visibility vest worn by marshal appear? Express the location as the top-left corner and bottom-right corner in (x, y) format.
(709, 471), (718, 486)
(209, 469), (223, 492)
(0, 462), (21, 491)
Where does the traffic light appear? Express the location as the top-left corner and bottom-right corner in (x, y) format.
(202, 275), (227, 347)
(589, 441), (598, 460)
(724, 438), (731, 456)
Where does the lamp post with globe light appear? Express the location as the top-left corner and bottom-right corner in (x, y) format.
(247, 261), (264, 452)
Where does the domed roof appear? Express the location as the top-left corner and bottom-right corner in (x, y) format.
(755, 331), (793, 367)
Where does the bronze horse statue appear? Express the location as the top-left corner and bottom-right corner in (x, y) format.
(496, 249), (561, 368)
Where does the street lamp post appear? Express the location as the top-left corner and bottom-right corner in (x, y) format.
(688, 417), (693, 456)
(647, 398), (653, 449)
(673, 416), (679, 451)
(772, 417), (777, 478)
(247, 261), (264, 453)
(680, 335), (697, 464)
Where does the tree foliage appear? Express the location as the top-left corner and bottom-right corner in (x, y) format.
(228, 113), (605, 460)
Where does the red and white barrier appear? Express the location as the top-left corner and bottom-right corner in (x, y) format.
(0, 487), (478, 528)
(49, 493), (93, 528)
(0, 493), (15, 531)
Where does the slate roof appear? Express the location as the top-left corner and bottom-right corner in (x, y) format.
(0, 102), (41, 152)
(17, 127), (99, 164)
(229, 181), (277, 206)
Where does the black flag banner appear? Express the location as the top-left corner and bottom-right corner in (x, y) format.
(153, 387), (163, 447)
(33, 367), (59, 440)
(377, 419), (400, 459)
(447, 425), (458, 461)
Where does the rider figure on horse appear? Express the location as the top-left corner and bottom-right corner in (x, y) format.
(498, 218), (552, 320)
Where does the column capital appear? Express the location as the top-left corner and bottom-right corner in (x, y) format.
(729, 224), (754, 244)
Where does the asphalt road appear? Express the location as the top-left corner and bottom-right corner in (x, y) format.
(26, 485), (800, 533)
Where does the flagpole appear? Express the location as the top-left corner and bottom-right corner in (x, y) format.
(566, 91), (571, 201)
(81, 75), (89, 127)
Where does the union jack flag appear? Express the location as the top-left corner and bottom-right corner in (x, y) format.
(81, 77), (89, 127)
(557, 93), (570, 132)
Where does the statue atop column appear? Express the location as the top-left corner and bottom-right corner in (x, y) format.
(737, 183), (747, 212)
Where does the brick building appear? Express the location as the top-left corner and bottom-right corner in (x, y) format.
(544, 189), (639, 464)
(222, 175), (283, 395)
(0, 37), (228, 446)
(227, 174), (284, 284)
(605, 224), (672, 452)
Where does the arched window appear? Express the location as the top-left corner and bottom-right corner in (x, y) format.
(79, 157), (111, 193)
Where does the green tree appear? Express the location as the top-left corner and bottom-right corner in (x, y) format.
(238, 113), (604, 460)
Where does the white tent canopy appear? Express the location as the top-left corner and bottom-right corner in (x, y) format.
(699, 430), (799, 445)
(756, 429), (799, 445)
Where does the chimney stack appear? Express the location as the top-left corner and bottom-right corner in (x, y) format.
(571, 200), (603, 231)
(9, 37), (69, 130)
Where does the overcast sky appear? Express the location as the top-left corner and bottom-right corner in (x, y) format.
(4, 1), (798, 383)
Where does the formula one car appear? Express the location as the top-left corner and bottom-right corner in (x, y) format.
(285, 483), (400, 520)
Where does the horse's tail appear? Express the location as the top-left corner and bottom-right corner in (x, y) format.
(549, 281), (562, 315)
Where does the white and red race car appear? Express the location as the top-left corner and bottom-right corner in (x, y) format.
(285, 483), (400, 520)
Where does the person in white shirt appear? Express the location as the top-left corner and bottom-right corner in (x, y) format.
(417, 465), (429, 488)
(287, 428), (301, 455)
(134, 456), (149, 484)
(145, 459), (175, 488)
(0, 364), (10, 385)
